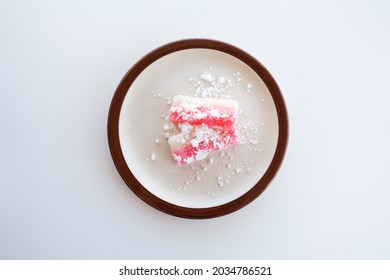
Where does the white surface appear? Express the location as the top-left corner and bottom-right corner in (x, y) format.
(1, 0), (389, 259)
(119, 48), (278, 208)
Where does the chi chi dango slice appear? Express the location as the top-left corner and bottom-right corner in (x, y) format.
(166, 95), (240, 165)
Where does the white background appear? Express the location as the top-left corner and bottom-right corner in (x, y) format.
(1, 0), (389, 259)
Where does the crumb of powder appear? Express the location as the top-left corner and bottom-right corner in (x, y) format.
(200, 72), (215, 82)
(192, 71), (228, 99)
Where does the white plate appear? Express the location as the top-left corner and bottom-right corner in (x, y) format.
(108, 39), (288, 218)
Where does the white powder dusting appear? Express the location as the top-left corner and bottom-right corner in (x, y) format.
(233, 71), (242, 82)
(163, 123), (179, 139)
(192, 71), (229, 99)
(246, 83), (253, 93)
(200, 72), (215, 82)
(217, 178), (224, 187)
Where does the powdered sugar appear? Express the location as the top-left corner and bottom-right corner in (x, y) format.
(192, 71), (229, 99)
(200, 72), (215, 82)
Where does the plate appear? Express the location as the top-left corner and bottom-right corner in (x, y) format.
(107, 39), (288, 219)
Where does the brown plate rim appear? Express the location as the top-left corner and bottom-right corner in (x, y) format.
(107, 38), (288, 219)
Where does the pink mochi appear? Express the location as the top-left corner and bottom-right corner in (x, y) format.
(167, 95), (240, 165)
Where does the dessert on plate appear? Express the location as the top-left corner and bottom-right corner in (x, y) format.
(166, 95), (241, 165)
